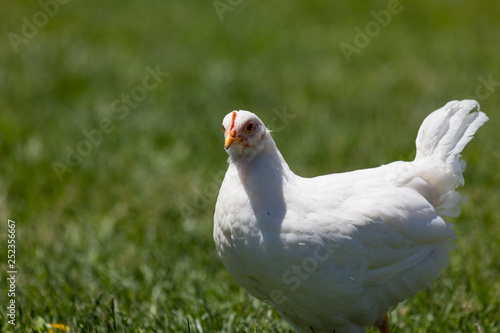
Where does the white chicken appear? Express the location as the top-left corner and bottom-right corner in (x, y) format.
(213, 100), (488, 333)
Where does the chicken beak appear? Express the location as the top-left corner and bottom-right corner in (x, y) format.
(225, 130), (238, 149)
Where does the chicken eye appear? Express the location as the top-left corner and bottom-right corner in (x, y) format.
(245, 122), (255, 132)
(222, 125), (226, 132)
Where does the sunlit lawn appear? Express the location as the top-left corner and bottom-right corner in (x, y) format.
(1, 1), (499, 332)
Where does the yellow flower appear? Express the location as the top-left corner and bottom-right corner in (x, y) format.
(46, 323), (69, 333)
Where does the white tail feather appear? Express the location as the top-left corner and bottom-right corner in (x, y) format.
(415, 100), (488, 163)
(412, 100), (488, 216)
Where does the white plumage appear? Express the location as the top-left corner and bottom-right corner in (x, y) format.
(213, 100), (488, 333)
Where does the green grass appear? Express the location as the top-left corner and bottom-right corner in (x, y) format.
(1, 1), (499, 332)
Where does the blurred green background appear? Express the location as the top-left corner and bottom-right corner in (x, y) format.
(1, 0), (499, 332)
